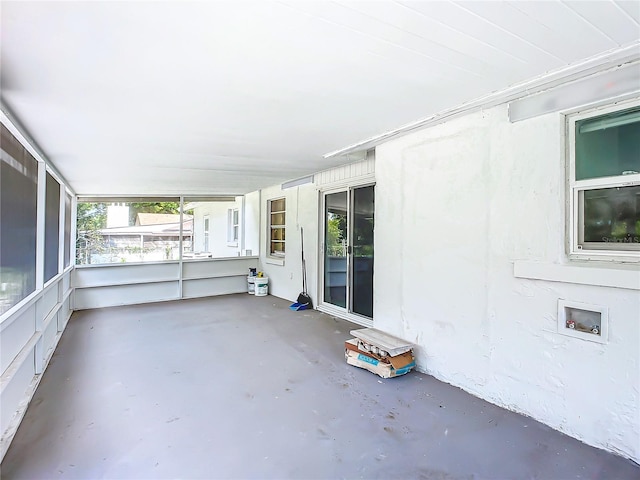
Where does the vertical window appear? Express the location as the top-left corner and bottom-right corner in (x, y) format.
(44, 172), (61, 282)
(203, 216), (210, 253)
(64, 192), (72, 268)
(268, 198), (285, 257)
(568, 102), (640, 258)
(0, 124), (38, 314)
(227, 208), (239, 244)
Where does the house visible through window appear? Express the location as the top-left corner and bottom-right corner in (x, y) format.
(269, 198), (285, 256)
(75, 198), (187, 264)
(568, 102), (640, 258)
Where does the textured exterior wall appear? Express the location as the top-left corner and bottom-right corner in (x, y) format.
(259, 183), (319, 304)
(374, 103), (640, 461)
(191, 199), (242, 257)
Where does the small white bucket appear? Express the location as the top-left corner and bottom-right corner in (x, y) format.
(255, 277), (269, 296)
(247, 276), (255, 294)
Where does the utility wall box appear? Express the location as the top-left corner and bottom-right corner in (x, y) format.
(558, 299), (609, 344)
(345, 339), (415, 378)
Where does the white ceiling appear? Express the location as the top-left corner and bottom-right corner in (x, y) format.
(2, 1), (639, 195)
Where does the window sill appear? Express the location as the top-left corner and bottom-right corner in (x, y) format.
(513, 260), (640, 290)
(265, 257), (285, 266)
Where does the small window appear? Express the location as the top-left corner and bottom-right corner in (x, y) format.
(568, 102), (640, 260)
(268, 198), (285, 257)
(227, 208), (239, 245)
(203, 216), (210, 253)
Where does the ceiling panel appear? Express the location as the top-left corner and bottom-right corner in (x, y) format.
(1, 0), (639, 195)
(397, 1), (566, 74)
(354, 1), (531, 73)
(458, 0), (616, 61)
(564, 0), (640, 45)
(509, 1), (618, 56)
(616, 0), (640, 24)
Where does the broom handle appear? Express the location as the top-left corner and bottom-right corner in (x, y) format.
(301, 227), (307, 293)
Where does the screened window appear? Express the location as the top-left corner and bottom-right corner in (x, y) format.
(44, 173), (61, 282)
(0, 124), (38, 314)
(64, 192), (72, 268)
(569, 103), (640, 257)
(76, 198), (184, 265)
(268, 198), (285, 257)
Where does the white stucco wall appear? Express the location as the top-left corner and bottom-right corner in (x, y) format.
(374, 103), (640, 461)
(191, 199), (241, 257)
(258, 184), (319, 304)
(244, 191), (260, 256)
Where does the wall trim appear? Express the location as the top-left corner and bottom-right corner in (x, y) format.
(513, 260), (640, 290)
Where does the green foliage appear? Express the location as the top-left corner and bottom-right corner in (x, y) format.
(326, 214), (346, 256)
(76, 202), (107, 232)
(76, 203), (108, 264)
(75, 201), (181, 264)
(326, 215), (344, 247)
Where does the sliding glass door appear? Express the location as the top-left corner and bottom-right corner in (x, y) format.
(322, 185), (374, 320)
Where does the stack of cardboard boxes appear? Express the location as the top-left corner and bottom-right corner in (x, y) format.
(345, 328), (416, 379)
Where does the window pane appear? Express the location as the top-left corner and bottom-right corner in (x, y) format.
(268, 198), (285, 256)
(582, 185), (640, 246)
(575, 107), (640, 180)
(45, 173), (61, 282)
(271, 198), (285, 212)
(0, 125), (38, 314)
(324, 191), (347, 308)
(76, 199), (183, 264)
(270, 241), (285, 255)
(270, 212), (285, 226)
(271, 227), (285, 241)
(64, 193), (72, 268)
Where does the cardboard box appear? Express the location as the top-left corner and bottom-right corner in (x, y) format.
(344, 339), (415, 378)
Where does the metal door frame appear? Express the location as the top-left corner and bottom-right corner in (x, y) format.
(317, 183), (374, 327)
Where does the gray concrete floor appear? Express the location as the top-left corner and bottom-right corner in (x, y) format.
(2, 294), (638, 480)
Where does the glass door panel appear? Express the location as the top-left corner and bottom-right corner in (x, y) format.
(351, 185), (374, 318)
(324, 191), (348, 308)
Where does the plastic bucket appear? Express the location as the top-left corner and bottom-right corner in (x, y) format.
(255, 277), (269, 296)
(247, 276), (255, 294)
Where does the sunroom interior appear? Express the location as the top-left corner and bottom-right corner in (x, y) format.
(1, 1), (640, 477)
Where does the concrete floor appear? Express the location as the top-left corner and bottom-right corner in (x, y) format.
(2, 294), (638, 480)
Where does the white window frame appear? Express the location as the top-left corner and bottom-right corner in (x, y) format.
(227, 208), (239, 246)
(203, 215), (210, 253)
(566, 98), (640, 263)
(268, 197), (285, 258)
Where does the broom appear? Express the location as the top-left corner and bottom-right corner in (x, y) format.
(296, 227), (313, 308)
